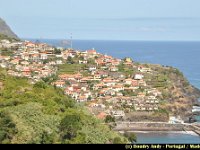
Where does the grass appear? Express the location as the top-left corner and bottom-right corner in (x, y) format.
(58, 64), (85, 74)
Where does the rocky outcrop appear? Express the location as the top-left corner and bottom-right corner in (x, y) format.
(152, 65), (200, 119)
(0, 18), (18, 39)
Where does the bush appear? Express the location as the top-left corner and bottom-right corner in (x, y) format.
(60, 110), (82, 141)
(113, 137), (123, 144)
(124, 132), (137, 143)
(0, 112), (17, 143)
(34, 81), (47, 89)
(105, 115), (115, 123)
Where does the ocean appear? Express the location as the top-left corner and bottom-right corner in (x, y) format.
(31, 39), (200, 143)
(135, 132), (200, 144)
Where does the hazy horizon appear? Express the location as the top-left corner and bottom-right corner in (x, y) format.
(1, 0), (200, 41)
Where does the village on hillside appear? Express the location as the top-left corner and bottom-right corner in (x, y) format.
(0, 39), (164, 121)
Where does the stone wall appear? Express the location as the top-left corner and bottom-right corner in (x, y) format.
(114, 122), (188, 131)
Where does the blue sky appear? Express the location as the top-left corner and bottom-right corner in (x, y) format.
(1, 0), (200, 40)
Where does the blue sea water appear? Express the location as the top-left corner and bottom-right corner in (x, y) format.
(31, 39), (200, 143)
(135, 132), (200, 144)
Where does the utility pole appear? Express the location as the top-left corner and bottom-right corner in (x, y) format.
(70, 33), (73, 49)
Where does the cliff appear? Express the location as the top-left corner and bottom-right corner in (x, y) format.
(0, 18), (19, 40)
(149, 64), (200, 120)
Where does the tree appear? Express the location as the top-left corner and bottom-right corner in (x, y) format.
(60, 98), (75, 109)
(40, 131), (56, 144)
(34, 81), (47, 89)
(87, 58), (95, 64)
(124, 132), (137, 143)
(67, 56), (73, 64)
(113, 137), (123, 144)
(59, 110), (82, 142)
(105, 115), (115, 123)
(54, 48), (61, 54)
(0, 112), (17, 144)
(87, 96), (92, 101)
(79, 56), (84, 61)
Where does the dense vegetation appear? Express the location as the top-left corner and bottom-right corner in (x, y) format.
(0, 68), (128, 144)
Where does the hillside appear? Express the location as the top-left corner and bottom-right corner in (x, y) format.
(149, 65), (200, 119)
(0, 68), (128, 144)
(0, 18), (18, 40)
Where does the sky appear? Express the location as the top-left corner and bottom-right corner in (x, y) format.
(0, 0), (200, 40)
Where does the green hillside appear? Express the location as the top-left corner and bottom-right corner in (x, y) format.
(0, 68), (128, 144)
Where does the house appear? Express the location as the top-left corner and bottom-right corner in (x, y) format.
(124, 57), (133, 63)
(83, 91), (92, 98)
(7, 70), (17, 76)
(41, 69), (52, 77)
(30, 54), (40, 61)
(93, 74), (101, 80)
(1, 56), (10, 61)
(138, 80), (147, 86)
(52, 80), (65, 88)
(112, 110), (125, 117)
(25, 42), (36, 49)
(95, 59), (106, 66)
(56, 60), (63, 65)
(71, 92), (79, 100)
(134, 74), (144, 80)
(105, 89), (116, 96)
(93, 84), (104, 90)
(40, 53), (48, 60)
(112, 84), (124, 92)
(116, 92), (123, 96)
(21, 53), (30, 61)
(81, 86), (87, 91)
(79, 60), (87, 64)
(103, 78), (116, 86)
(22, 67), (31, 77)
(132, 80), (139, 87)
(88, 65), (96, 72)
(77, 95), (87, 102)
(112, 60), (121, 66)
(55, 54), (62, 58)
(88, 103), (99, 107)
(109, 66), (118, 72)
(168, 116), (184, 124)
(109, 72), (125, 79)
(124, 78), (133, 85)
(97, 71), (109, 78)
(137, 92), (146, 98)
(148, 96), (157, 100)
(86, 49), (97, 55)
(10, 59), (20, 65)
(20, 61), (29, 66)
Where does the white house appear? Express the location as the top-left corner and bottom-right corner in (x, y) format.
(134, 74), (144, 80)
(79, 60), (88, 64)
(40, 53), (48, 60)
(88, 66), (97, 72)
